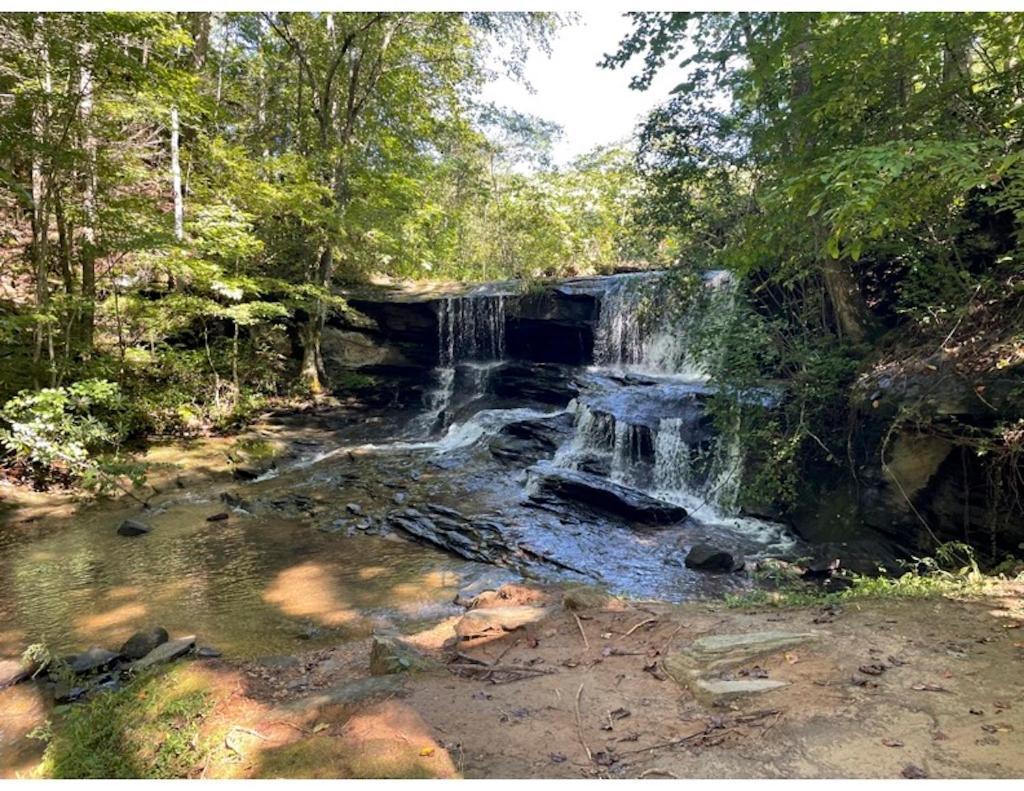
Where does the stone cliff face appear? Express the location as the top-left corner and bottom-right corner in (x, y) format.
(331, 279), (604, 375)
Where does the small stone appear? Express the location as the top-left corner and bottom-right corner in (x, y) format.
(131, 635), (196, 671)
(562, 586), (610, 612)
(196, 646), (222, 659)
(392, 492), (408, 505)
(116, 519), (151, 537)
(454, 606), (548, 639)
(902, 764), (928, 779)
(369, 633), (438, 676)
(684, 543), (743, 572)
(346, 502), (363, 515)
(206, 512), (230, 522)
(120, 627), (170, 661)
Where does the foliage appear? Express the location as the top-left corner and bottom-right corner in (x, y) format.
(727, 542), (996, 608)
(0, 379), (128, 485)
(34, 666), (214, 779)
(608, 12), (1024, 522)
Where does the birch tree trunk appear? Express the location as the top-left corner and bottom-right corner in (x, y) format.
(170, 105), (184, 242)
(79, 40), (97, 353)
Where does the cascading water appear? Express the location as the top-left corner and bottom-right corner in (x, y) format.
(593, 270), (734, 380)
(413, 292), (510, 438)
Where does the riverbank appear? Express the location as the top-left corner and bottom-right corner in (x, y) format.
(5, 576), (1023, 779)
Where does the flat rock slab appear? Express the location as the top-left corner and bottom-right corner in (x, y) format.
(67, 647), (120, 675)
(131, 635), (196, 671)
(684, 630), (821, 670)
(117, 519), (151, 537)
(454, 606), (548, 639)
(691, 677), (789, 705)
(529, 467), (688, 524)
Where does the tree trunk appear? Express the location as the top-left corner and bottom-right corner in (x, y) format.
(790, 16), (870, 344)
(31, 15), (53, 384)
(170, 105), (184, 242)
(79, 39), (97, 353)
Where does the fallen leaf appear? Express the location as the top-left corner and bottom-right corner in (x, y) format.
(312, 722), (329, 734)
(785, 652), (799, 664)
(419, 747), (435, 757)
(550, 753), (567, 764)
(882, 738), (904, 748)
(1002, 622), (1021, 629)
(911, 682), (947, 693)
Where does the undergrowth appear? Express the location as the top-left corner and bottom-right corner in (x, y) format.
(727, 542), (1017, 609)
(30, 665), (215, 779)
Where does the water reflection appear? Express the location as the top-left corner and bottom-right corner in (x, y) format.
(0, 491), (483, 661)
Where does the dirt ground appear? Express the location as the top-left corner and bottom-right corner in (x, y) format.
(12, 579), (1014, 780)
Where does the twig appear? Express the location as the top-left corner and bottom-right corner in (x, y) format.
(640, 768), (681, 779)
(573, 612), (590, 651)
(622, 617), (657, 638)
(575, 683), (593, 763)
(448, 662), (553, 675)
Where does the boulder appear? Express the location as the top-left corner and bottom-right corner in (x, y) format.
(684, 543), (744, 572)
(116, 519), (151, 537)
(131, 635), (196, 671)
(119, 627), (170, 661)
(529, 467), (687, 525)
(454, 606), (547, 639)
(66, 646), (120, 675)
(369, 634), (438, 676)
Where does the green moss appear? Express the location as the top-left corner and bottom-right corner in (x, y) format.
(36, 665), (213, 779)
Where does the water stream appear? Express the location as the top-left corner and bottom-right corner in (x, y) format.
(0, 270), (796, 671)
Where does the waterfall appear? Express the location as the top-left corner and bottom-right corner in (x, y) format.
(414, 293), (509, 438)
(593, 270), (734, 379)
(437, 294), (507, 366)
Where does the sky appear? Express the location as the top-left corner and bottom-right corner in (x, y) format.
(478, 11), (687, 169)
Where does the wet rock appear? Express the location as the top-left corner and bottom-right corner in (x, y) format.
(454, 606), (548, 639)
(684, 543), (744, 573)
(221, 491), (251, 510)
(67, 647), (120, 675)
(119, 627), (169, 661)
(206, 512), (230, 522)
(392, 491), (408, 505)
(529, 467), (687, 524)
(346, 502), (363, 515)
(562, 586), (611, 611)
(131, 635), (196, 671)
(116, 519), (151, 537)
(387, 506), (515, 566)
(369, 633), (439, 676)
(233, 462), (273, 481)
(454, 570), (521, 608)
(53, 683), (88, 703)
